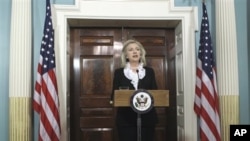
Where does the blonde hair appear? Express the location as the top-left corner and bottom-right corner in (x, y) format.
(120, 39), (147, 67)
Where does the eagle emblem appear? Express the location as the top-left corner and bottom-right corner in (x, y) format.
(130, 89), (154, 114)
(135, 94), (148, 107)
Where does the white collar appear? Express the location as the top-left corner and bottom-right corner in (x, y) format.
(123, 63), (145, 90)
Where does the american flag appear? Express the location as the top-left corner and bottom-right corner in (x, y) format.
(194, 3), (221, 141)
(33, 0), (61, 140)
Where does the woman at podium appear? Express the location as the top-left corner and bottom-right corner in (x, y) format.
(110, 39), (158, 141)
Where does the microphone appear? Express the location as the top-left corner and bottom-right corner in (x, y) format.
(136, 69), (140, 89)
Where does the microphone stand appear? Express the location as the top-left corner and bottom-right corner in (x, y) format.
(137, 113), (141, 141)
(136, 69), (142, 141)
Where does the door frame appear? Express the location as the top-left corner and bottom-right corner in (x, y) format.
(52, 0), (198, 140)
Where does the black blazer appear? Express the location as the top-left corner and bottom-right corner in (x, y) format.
(111, 66), (158, 126)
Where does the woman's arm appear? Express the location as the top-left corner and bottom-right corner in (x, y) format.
(150, 67), (158, 90)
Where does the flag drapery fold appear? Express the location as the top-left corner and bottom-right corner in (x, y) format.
(194, 3), (221, 141)
(33, 0), (61, 141)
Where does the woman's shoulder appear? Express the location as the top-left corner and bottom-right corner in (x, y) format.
(143, 66), (155, 75)
(115, 67), (124, 71)
(114, 67), (124, 74)
(143, 66), (154, 71)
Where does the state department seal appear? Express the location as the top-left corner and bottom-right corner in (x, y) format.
(130, 89), (154, 114)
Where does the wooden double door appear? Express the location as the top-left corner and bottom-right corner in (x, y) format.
(70, 27), (177, 141)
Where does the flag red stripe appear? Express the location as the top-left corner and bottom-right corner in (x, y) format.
(33, 98), (41, 113)
(48, 69), (58, 93)
(200, 130), (209, 141)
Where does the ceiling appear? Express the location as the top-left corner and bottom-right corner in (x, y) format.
(68, 19), (180, 28)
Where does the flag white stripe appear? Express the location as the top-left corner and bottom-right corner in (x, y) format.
(40, 120), (51, 141)
(36, 73), (41, 83)
(212, 69), (218, 94)
(202, 71), (215, 98)
(200, 91), (216, 119)
(34, 91), (41, 104)
(194, 94), (201, 107)
(196, 75), (202, 89)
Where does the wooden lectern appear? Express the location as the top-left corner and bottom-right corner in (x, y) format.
(113, 90), (169, 107)
(113, 89), (169, 141)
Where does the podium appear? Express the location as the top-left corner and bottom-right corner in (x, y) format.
(113, 89), (169, 107)
(113, 89), (169, 141)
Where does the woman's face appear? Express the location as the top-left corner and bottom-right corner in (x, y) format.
(126, 43), (141, 63)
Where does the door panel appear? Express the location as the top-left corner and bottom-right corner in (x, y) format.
(80, 57), (112, 96)
(70, 27), (176, 141)
(70, 28), (122, 141)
